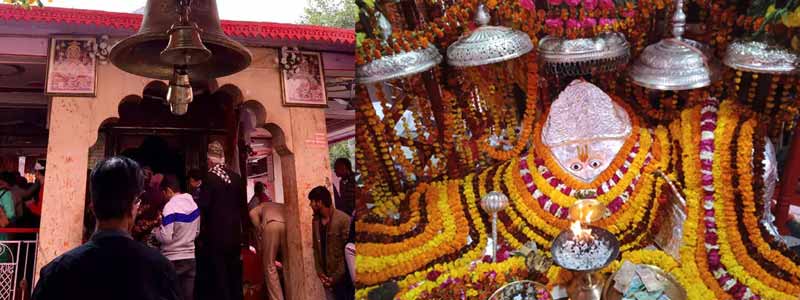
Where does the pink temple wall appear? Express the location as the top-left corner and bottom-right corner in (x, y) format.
(36, 47), (329, 299)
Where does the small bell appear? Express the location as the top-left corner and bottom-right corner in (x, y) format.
(167, 68), (193, 115)
(161, 24), (211, 66)
(160, 0), (211, 66)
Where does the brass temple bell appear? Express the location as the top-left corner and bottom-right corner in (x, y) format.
(109, 0), (252, 80)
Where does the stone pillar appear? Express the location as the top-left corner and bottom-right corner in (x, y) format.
(34, 97), (94, 276)
(284, 107), (330, 300)
(34, 64), (155, 281)
(219, 47), (328, 300)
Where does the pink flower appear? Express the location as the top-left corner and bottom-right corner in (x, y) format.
(520, 0), (535, 11)
(622, 9), (635, 18)
(565, 0), (580, 7)
(599, 0), (614, 9)
(583, 0), (597, 10)
(548, 0), (563, 6)
(566, 19), (581, 29)
(426, 270), (442, 281)
(545, 18), (563, 29)
(599, 18), (614, 26)
(582, 17), (597, 28)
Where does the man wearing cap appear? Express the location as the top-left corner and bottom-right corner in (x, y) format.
(195, 141), (249, 300)
(24, 161), (45, 223)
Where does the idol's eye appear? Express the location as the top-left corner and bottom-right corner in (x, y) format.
(589, 160), (602, 169)
(570, 163), (583, 171)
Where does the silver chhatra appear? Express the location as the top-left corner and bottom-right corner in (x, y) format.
(539, 32), (630, 77)
(724, 38), (799, 74)
(446, 4), (533, 67)
(356, 12), (442, 84)
(481, 191), (510, 263)
(356, 45), (443, 84)
(628, 0), (720, 90)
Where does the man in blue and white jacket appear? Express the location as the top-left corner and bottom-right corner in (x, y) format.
(154, 175), (200, 300)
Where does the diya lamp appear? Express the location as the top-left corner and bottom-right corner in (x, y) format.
(551, 201), (619, 300)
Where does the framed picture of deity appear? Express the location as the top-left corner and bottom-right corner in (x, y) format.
(45, 35), (97, 97)
(280, 51), (327, 107)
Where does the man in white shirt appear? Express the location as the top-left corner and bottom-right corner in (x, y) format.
(154, 175), (200, 300)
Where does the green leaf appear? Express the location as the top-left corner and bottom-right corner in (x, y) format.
(300, 0), (358, 28)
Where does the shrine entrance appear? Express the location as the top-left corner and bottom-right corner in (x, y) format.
(85, 80), (299, 298)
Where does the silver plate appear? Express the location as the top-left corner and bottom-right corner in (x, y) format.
(628, 38), (721, 91)
(723, 39), (799, 74)
(356, 45), (442, 84)
(551, 226), (620, 273)
(489, 280), (550, 300)
(539, 32), (631, 76)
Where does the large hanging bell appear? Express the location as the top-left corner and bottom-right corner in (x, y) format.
(110, 0), (251, 80)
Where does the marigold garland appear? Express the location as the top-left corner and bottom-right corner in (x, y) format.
(712, 102), (794, 299)
(478, 55), (539, 161)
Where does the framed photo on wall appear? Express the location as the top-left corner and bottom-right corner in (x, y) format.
(280, 51), (327, 107)
(45, 35), (97, 97)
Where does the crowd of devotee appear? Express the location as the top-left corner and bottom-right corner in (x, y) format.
(19, 141), (357, 300)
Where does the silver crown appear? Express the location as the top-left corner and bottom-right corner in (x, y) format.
(356, 12), (442, 84)
(539, 32), (631, 77)
(628, 0), (720, 90)
(723, 38), (799, 74)
(446, 4), (533, 67)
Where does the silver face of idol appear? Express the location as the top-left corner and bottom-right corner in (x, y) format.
(542, 80), (632, 183)
(549, 139), (626, 183)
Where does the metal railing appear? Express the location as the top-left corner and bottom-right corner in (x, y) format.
(0, 228), (39, 300)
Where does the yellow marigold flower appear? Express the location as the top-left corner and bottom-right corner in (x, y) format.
(766, 4), (776, 16)
(783, 7), (800, 27)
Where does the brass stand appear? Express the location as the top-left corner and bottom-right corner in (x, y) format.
(566, 271), (606, 300)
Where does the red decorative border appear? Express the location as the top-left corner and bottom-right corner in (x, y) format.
(0, 5), (355, 45)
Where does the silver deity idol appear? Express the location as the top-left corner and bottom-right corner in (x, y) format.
(542, 80), (631, 183)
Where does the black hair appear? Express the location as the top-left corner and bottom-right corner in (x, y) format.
(334, 158), (352, 171)
(0, 172), (13, 187)
(160, 174), (181, 193)
(187, 168), (204, 181)
(254, 181), (265, 195)
(308, 186), (332, 207)
(90, 156), (145, 221)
